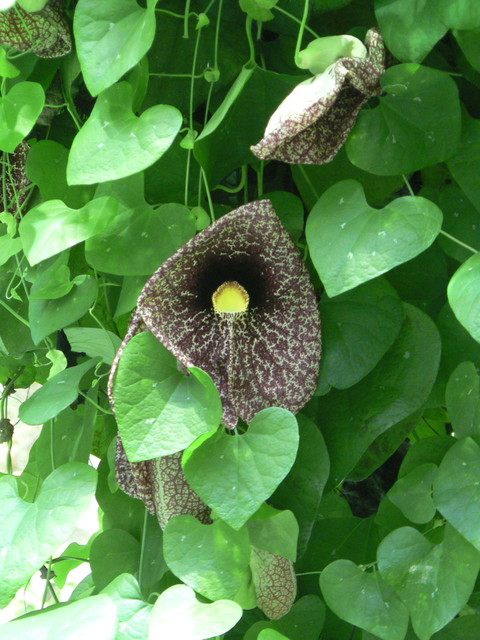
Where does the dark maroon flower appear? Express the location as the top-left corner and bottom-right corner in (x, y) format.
(250, 29), (384, 165)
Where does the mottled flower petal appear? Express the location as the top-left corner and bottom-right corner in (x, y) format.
(250, 546), (297, 620)
(136, 199), (321, 428)
(0, 141), (31, 218)
(250, 28), (384, 164)
(0, 0), (71, 58)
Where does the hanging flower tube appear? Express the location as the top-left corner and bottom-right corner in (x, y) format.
(250, 28), (385, 165)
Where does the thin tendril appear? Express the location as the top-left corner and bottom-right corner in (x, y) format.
(294, 0), (310, 61)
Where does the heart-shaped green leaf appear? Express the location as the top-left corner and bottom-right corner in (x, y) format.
(19, 197), (119, 266)
(90, 529), (141, 591)
(113, 331), (222, 461)
(247, 505), (298, 562)
(163, 515), (251, 601)
(64, 327), (121, 365)
(67, 82), (182, 185)
(0, 81), (44, 152)
(317, 277), (404, 392)
(387, 462), (437, 524)
(446, 362), (480, 440)
(374, 0), (447, 62)
(306, 180), (442, 296)
(183, 407), (299, 530)
(448, 252), (480, 343)
(320, 559), (408, 640)
(346, 64), (461, 175)
(447, 112), (480, 214)
(85, 174), (195, 276)
(28, 274), (98, 344)
(0, 462), (97, 608)
(377, 525), (480, 640)
(433, 437), (480, 549)
(0, 594), (117, 640)
(19, 357), (98, 425)
(101, 574), (152, 640)
(74, 0), (158, 96)
(147, 584), (242, 640)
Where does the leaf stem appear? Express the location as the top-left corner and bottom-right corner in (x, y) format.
(245, 15), (256, 66)
(296, 570), (322, 576)
(138, 507), (149, 590)
(274, 5), (320, 39)
(0, 298), (29, 326)
(439, 229), (477, 254)
(294, 0), (310, 61)
(183, 0), (192, 38)
(77, 390), (113, 415)
(201, 167), (215, 222)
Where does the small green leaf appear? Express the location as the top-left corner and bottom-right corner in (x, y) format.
(147, 584), (242, 640)
(317, 278), (404, 391)
(74, 0), (158, 96)
(183, 407), (299, 530)
(0, 81), (44, 152)
(67, 82), (182, 185)
(20, 197), (119, 266)
(17, 0), (49, 10)
(0, 462), (97, 608)
(113, 332), (222, 461)
(91, 529), (141, 591)
(28, 274), (98, 344)
(239, 0), (275, 22)
(0, 46), (19, 78)
(446, 362), (480, 440)
(0, 594), (117, 640)
(247, 505), (298, 562)
(378, 524), (480, 640)
(306, 180), (442, 296)
(320, 559), (408, 640)
(0, 236), (21, 266)
(64, 327), (121, 365)
(346, 64), (461, 175)
(374, 0), (447, 62)
(448, 112), (480, 214)
(19, 358), (98, 425)
(163, 515), (251, 601)
(29, 254), (74, 300)
(448, 253), (480, 343)
(101, 573), (152, 640)
(433, 437), (480, 549)
(25, 140), (93, 209)
(387, 463), (437, 524)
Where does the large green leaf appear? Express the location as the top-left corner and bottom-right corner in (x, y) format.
(247, 505), (298, 562)
(374, 0), (446, 62)
(85, 173), (195, 276)
(448, 252), (480, 343)
(318, 304), (441, 485)
(67, 82), (182, 185)
(183, 408), (299, 530)
(433, 437), (480, 549)
(320, 559), (408, 640)
(28, 274), (98, 344)
(0, 595), (117, 640)
(0, 462), (97, 608)
(163, 515), (251, 601)
(317, 278), (404, 392)
(346, 64), (461, 175)
(271, 415), (329, 557)
(19, 357), (98, 425)
(74, 0), (158, 96)
(0, 81), (44, 152)
(448, 112), (480, 213)
(446, 362), (480, 441)
(19, 197), (119, 266)
(306, 180), (442, 297)
(113, 331), (222, 461)
(91, 529), (141, 591)
(439, 0), (480, 29)
(147, 584), (242, 640)
(377, 525), (480, 640)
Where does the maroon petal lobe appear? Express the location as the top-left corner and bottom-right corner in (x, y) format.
(0, 0), (71, 59)
(136, 199), (321, 428)
(250, 28), (385, 165)
(1, 141), (31, 218)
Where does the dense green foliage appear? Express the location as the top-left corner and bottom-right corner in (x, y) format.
(2, 0), (480, 639)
